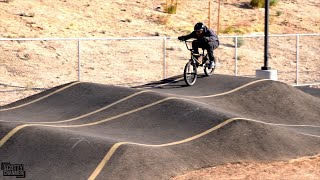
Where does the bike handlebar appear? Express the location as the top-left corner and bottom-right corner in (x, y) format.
(179, 39), (206, 54)
(181, 40), (193, 51)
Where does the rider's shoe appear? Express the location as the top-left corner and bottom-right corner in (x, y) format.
(208, 61), (215, 69)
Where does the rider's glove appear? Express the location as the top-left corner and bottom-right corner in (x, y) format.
(178, 36), (185, 41)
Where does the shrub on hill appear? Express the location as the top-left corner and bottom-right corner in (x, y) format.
(1, 0), (14, 3)
(164, 0), (178, 14)
(250, 0), (279, 8)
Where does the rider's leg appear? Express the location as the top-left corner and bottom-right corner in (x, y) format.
(192, 40), (200, 55)
(206, 42), (216, 68)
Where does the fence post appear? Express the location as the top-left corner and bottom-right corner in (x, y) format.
(78, 38), (81, 81)
(163, 37), (167, 79)
(296, 35), (299, 85)
(235, 36), (238, 76)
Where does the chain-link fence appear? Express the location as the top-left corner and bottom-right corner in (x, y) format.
(1, 34), (319, 105)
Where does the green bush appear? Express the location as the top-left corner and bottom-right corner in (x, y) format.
(270, 0), (279, 6)
(276, 10), (283, 16)
(250, 0), (279, 8)
(221, 26), (246, 34)
(164, 0), (178, 14)
(234, 37), (245, 47)
(166, 4), (177, 14)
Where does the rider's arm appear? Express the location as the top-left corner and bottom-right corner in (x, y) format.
(181, 31), (196, 40)
(205, 29), (219, 42)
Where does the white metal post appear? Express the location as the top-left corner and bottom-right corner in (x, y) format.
(163, 37), (167, 79)
(78, 38), (81, 81)
(296, 35), (300, 85)
(235, 36), (238, 76)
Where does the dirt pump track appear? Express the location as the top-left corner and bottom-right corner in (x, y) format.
(0, 74), (320, 179)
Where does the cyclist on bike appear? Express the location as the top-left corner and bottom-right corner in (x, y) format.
(178, 22), (219, 69)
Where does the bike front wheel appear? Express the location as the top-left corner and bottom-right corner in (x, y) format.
(184, 61), (197, 86)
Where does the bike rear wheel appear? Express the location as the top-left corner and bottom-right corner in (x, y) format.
(204, 62), (215, 76)
(184, 61), (197, 86)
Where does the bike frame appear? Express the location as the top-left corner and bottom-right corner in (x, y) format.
(184, 40), (208, 67)
(182, 40), (215, 86)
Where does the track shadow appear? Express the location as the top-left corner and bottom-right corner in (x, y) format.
(233, 2), (253, 9)
(132, 75), (185, 89)
(133, 74), (213, 89)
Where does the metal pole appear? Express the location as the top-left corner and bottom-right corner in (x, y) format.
(208, 0), (211, 28)
(217, 0), (221, 34)
(163, 37), (167, 79)
(296, 35), (300, 85)
(235, 36), (238, 76)
(262, 0), (271, 70)
(165, 0), (169, 13)
(78, 38), (81, 81)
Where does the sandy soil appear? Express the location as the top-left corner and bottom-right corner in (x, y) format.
(173, 154), (320, 180)
(1, 0), (320, 179)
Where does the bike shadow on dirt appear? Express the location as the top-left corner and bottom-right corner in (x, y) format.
(132, 74), (209, 89)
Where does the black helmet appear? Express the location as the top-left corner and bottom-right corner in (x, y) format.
(194, 22), (205, 31)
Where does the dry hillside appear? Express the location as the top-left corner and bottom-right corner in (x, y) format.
(0, 0), (319, 37)
(1, 0), (320, 179)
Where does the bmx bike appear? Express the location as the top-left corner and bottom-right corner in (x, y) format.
(182, 40), (215, 86)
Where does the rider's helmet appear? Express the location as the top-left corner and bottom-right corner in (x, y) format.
(194, 22), (205, 31)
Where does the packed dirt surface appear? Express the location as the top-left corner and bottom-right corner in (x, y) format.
(1, 0), (319, 179)
(1, 0), (319, 37)
(173, 154), (320, 180)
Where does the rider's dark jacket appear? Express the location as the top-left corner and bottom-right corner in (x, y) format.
(182, 26), (219, 43)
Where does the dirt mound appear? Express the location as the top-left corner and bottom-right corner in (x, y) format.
(1, 75), (319, 179)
